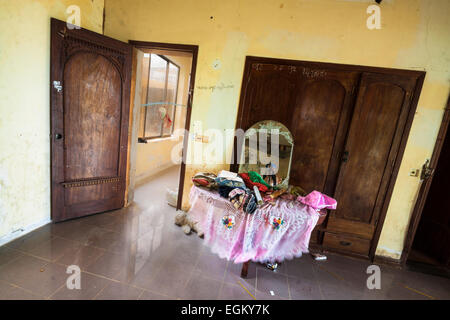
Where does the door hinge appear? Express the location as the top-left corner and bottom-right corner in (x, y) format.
(53, 81), (63, 93)
(57, 28), (67, 38)
(420, 159), (434, 181)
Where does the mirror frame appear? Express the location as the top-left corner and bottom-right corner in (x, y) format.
(238, 120), (294, 189)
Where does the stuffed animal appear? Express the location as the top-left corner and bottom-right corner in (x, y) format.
(174, 212), (204, 237)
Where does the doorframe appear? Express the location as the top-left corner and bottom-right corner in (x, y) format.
(234, 56), (426, 261)
(400, 94), (450, 266)
(128, 40), (198, 210)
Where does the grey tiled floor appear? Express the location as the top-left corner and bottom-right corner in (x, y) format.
(0, 166), (449, 300)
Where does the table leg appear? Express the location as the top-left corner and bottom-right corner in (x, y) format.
(241, 261), (249, 278)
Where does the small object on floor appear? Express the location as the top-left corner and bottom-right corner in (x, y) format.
(311, 253), (327, 261)
(270, 290), (275, 296)
(174, 211), (203, 237)
(266, 263), (278, 271)
(166, 188), (178, 207)
(181, 224), (191, 234)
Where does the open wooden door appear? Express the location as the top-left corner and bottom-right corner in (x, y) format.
(403, 96), (450, 272)
(50, 18), (132, 222)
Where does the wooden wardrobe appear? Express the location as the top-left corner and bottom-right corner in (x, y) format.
(234, 56), (425, 260)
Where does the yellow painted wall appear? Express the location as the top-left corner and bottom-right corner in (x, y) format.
(135, 53), (191, 184)
(0, 0), (104, 242)
(104, 0), (450, 259)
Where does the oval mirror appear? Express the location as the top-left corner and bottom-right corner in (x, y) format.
(238, 120), (294, 189)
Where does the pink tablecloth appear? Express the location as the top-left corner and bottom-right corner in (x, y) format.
(188, 186), (320, 264)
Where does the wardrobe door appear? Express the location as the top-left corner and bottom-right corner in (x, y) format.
(324, 72), (417, 256)
(238, 63), (298, 131)
(290, 69), (359, 194)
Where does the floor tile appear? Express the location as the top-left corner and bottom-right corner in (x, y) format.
(83, 228), (123, 251)
(56, 244), (105, 269)
(50, 272), (111, 300)
(0, 280), (43, 300)
(26, 236), (79, 262)
(84, 251), (130, 279)
(135, 258), (194, 297)
(288, 276), (322, 300)
(219, 283), (254, 300)
(224, 261), (257, 293)
(285, 256), (317, 279)
(6, 230), (53, 252)
(314, 264), (363, 300)
(139, 289), (175, 300)
(178, 273), (222, 300)
(0, 256), (67, 298)
(94, 281), (143, 300)
(194, 253), (228, 281)
(0, 246), (24, 267)
(254, 289), (287, 300)
(0, 254), (48, 283)
(256, 268), (290, 299)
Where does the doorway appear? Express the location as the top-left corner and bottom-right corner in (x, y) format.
(50, 18), (197, 222)
(403, 96), (450, 278)
(126, 41), (198, 211)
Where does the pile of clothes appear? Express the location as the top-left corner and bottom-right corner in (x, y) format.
(192, 169), (316, 214)
(193, 170), (257, 214)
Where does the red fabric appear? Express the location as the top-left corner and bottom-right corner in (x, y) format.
(238, 173), (269, 192)
(192, 178), (209, 187)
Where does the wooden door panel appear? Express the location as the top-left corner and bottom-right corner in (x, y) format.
(290, 78), (348, 192)
(51, 18), (132, 222)
(326, 216), (375, 239)
(413, 118), (450, 265)
(331, 73), (416, 226)
(64, 52), (122, 180)
(323, 232), (371, 256)
(240, 63), (297, 130)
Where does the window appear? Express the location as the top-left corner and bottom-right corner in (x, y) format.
(140, 54), (180, 139)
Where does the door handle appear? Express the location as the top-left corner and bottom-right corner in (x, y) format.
(420, 159), (434, 181)
(53, 81), (63, 93)
(341, 151), (349, 162)
(55, 133), (63, 140)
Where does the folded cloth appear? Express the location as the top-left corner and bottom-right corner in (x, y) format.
(248, 171), (273, 189)
(192, 172), (217, 189)
(239, 173), (269, 192)
(215, 177), (247, 189)
(218, 170), (238, 179)
(297, 190), (337, 210)
(192, 178), (210, 187)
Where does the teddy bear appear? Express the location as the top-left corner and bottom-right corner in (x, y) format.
(174, 211), (204, 237)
